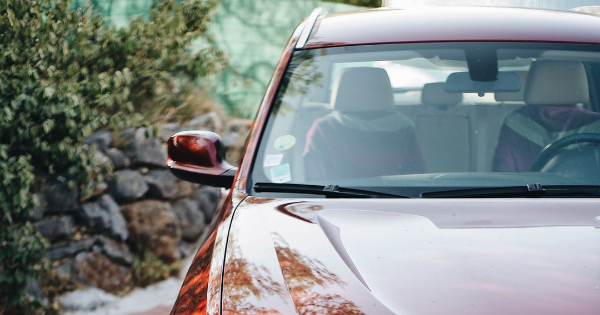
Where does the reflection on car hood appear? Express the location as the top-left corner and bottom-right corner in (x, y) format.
(221, 198), (600, 315)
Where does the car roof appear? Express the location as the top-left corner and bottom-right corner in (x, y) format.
(303, 7), (600, 49)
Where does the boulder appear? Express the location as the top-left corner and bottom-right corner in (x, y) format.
(80, 181), (108, 203)
(34, 216), (74, 242)
(172, 198), (206, 241)
(146, 169), (193, 200)
(84, 130), (113, 149)
(185, 112), (223, 134)
(191, 186), (221, 222)
(119, 128), (167, 168)
(109, 170), (148, 202)
(93, 149), (113, 170)
(80, 194), (128, 241)
(160, 122), (183, 141)
(95, 235), (133, 265)
(41, 180), (79, 214)
(48, 238), (96, 261)
(104, 148), (130, 170)
(80, 200), (110, 231)
(72, 252), (132, 293)
(55, 259), (75, 281)
(121, 200), (181, 262)
(26, 278), (48, 306)
(222, 118), (252, 165)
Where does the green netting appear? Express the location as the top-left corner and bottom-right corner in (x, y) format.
(71, 0), (360, 118)
(208, 0), (359, 117)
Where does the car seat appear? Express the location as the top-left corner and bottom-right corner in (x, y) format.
(303, 67), (426, 181)
(492, 60), (600, 172)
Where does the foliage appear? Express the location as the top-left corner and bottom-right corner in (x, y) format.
(0, 0), (225, 313)
(321, 0), (382, 7)
(132, 250), (181, 287)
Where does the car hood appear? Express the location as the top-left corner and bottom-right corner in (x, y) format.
(221, 197), (600, 315)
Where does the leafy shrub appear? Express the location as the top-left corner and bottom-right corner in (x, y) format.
(0, 0), (225, 313)
(132, 250), (182, 288)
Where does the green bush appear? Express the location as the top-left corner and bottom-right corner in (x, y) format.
(0, 0), (225, 313)
(132, 250), (182, 288)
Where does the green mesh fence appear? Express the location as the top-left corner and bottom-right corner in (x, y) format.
(71, 0), (360, 118)
(207, 0), (359, 118)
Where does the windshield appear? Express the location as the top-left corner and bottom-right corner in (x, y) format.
(250, 42), (600, 197)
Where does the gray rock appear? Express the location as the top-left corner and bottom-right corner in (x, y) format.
(94, 149), (113, 170)
(71, 252), (132, 293)
(146, 169), (193, 200)
(55, 258), (75, 280)
(32, 193), (47, 220)
(104, 148), (130, 170)
(48, 238), (96, 261)
(58, 287), (119, 311)
(34, 216), (74, 241)
(109, 170), (149, 202)
(84, 130), (113, 149)
(160, 122), (183, 141)
(173, 198), (206, 241)
(95, 235), (132, 265)
(102, 195), (129, 241)
(26, 278), (48, 306)
(80, 201), (110, 231)
(80, 195), (128, 241)
(119, 128), (167, 168)
(191, 186), (221, 222)
(185, 112), (223, 134)
(41, 180), (79, 214)
(121, 200), (181, 263)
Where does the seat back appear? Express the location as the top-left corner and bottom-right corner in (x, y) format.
(525, 60), (589, 106)
(332, 67), (394, 112)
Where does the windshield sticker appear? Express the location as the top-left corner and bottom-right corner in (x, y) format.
(270, 163), (292, 183)
(273, 135), (296, 151)
(264, 154), (284, 167)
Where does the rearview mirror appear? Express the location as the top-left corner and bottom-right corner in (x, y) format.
(167, 130), (237, 188)
(445, 71), (521, 95)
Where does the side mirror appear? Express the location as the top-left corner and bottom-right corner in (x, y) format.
(167, 130), (238, 188)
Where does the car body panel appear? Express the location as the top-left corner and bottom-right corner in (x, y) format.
(305, 7), (600, 49)
(222, 197), (600, 314)
(170, 190), (247, 315)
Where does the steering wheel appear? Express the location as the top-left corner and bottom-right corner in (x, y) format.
(529, 133), (600, 172)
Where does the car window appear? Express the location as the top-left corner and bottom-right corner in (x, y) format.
(251, 42), (600, 197)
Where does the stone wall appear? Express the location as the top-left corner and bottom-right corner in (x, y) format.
(31, 113), (251, 296)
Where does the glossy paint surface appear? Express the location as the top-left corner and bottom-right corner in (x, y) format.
(167, 131), (234, 176)
(305, 7), (600, 49)
(222, 197), (600, 314)
(170, 190), (246, 315)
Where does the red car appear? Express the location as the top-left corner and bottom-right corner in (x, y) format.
(168, 4), (600, 315)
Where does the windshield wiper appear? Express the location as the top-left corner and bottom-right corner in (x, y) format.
(254, 182), (410, 198)
(421, 184), (600, 198)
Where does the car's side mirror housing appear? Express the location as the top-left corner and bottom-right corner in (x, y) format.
(167, 130), (238, 188)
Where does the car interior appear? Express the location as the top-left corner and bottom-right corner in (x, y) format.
(255, 43), (600, 187)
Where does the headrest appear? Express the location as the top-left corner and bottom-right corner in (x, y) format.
(525, 61), (589, 106)
(495, 71), (527, 102)
(421, 82), (462, 106)
(331, 67), (393, 111)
